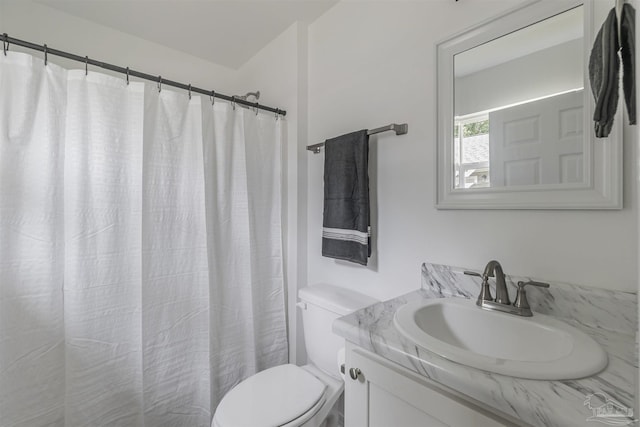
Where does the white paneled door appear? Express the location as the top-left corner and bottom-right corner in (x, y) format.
(489, 90), (584, 187)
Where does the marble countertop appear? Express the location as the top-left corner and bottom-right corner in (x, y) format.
(334, 283), (636, 427)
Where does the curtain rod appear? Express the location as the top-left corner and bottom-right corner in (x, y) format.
(0, 33), (286, 117)
(306, 123), (408, 154)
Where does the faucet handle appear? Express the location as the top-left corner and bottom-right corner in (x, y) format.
(513, 280), (550, 316)
(519, 280), (550, 289)
(465, 271), (493, 304)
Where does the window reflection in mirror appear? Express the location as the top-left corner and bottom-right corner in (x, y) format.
(454, 115), (490, 189)
(453, 6), (584, 190)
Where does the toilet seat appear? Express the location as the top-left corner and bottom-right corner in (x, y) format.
(213, 364), (328, 427)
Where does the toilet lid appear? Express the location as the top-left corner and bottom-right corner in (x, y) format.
(214, 364), (327, 427)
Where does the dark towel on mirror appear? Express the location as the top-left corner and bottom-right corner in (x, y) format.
(322, 130), (371, 266)
(589, 8), (620, 138)
(621, 3), (636, 125)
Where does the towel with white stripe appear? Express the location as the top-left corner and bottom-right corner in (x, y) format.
(321, 129), (371, 265)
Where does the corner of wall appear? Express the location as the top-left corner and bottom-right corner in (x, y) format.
(295, 22), (309, 366)
(635, 0), (640, 415)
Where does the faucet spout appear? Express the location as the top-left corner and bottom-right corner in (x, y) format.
(483, 260), (510, 305)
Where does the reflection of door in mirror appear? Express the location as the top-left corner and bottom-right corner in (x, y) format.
(453, 6), (583, 190)
(489, 90), (583, 187)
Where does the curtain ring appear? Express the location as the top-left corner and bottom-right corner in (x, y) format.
(43, 44), (48, 66)
(126, 67), (130, 85)
(231, 96), (236, 110)
(188, 84), (192, 100)
(210, 90), (215, 106)
(255, 102), (259, 116)
(157, 75), (162, 93)
(3, 33), (8, 56)
(85, 56), (88, 76)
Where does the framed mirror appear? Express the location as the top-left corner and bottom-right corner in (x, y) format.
(436, 0), (623, 209)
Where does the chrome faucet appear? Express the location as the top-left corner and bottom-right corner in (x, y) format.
(464, 260), (549, 317)
(483, 260), (510, 305)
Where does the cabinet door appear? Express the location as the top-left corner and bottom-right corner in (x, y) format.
(345, 344), (520, 427)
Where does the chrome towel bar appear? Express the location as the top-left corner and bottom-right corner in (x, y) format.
(307, 123), (408, 154)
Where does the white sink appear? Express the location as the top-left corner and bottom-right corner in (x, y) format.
(393, 298), (607, 380)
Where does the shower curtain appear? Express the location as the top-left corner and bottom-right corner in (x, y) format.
(0, 52), (287, 426)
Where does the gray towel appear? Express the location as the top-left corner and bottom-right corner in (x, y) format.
(589, 8), (620, 138)
(621, 3), (636, 125)
(322, 130), (371, 266)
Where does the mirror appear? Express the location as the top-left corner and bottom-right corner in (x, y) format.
(436, 0), (622, 209)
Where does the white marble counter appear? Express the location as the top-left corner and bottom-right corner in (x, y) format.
(333, 263), (637, 427)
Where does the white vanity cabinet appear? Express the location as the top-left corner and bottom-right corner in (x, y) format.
(344, 342), (522, 427)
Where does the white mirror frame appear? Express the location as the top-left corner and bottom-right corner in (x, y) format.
(436, 0), (623, 210)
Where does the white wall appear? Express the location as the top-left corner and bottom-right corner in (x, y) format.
(306, 0), (637, 302)
(0, 0), (237, 94)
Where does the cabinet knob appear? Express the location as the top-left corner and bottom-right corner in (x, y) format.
(349, 367), (361, 380)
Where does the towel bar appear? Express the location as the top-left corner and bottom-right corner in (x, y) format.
(306, 123), (408, 154)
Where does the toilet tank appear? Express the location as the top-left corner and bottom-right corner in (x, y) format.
(298, 284), (378, 377)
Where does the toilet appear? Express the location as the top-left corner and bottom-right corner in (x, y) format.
(212, 284), (379, 427)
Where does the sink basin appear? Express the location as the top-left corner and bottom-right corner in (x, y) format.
(393, 297), (607, 380)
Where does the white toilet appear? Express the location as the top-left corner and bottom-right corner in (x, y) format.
(212, 284), (378, 427)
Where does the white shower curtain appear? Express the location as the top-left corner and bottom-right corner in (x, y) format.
(63, 69), (147, 425)
(202, 102), (288, 407)
(0, 52), (287, 427)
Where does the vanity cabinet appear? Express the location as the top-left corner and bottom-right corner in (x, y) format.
(344, 343), (521, 427)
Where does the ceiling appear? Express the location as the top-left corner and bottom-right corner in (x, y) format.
(36, 0), (337, 69)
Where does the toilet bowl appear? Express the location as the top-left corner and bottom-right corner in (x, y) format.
(212, 284), (378, 427)
(212, 364), (342, 427)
